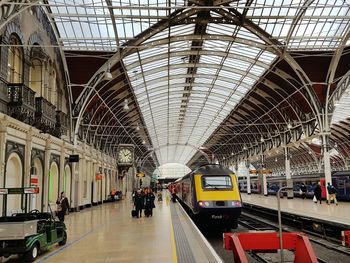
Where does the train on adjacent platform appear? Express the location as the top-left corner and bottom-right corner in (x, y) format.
(238, 170), (350, 201)
(172, 164), (242, 229)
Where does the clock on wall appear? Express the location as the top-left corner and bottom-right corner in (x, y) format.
(117, 145), (134, 165)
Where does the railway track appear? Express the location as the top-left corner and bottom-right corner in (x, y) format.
(179, 201), (350, 263)
(238, 212), (350, 263)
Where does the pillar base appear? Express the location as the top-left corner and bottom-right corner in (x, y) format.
(71, 207), (80, 212)
(247, 192), (251, 195)
(287, 196), (294, 199)
(264, 194), (268, 197)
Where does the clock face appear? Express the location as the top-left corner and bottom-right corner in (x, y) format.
(118, 148), (133, 163)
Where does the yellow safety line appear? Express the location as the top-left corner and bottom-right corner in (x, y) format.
(170, 207), (178, 263)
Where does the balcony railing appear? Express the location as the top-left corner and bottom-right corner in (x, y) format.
(7, 83), (36, 124)
(0, 78), (8, 102)
(34, 97), (56, 133)
(54, 110), (69, 137)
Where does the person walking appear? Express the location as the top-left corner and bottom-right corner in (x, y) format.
(157, 191), (163, 202)
(56, 192), (70, 222)
(134, 189), (144, 218)
(313, 182), (322, 204)
(300, 183), (307, 199)
(327, 182), (338, 205)
(144, 188), (155, 217)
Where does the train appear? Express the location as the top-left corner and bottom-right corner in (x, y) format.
(238, 171), (350, 201)
(172, 164), (242, 229)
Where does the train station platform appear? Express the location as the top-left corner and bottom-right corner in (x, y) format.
(241, 193), (350, 228)
(3, 192), (222, 263)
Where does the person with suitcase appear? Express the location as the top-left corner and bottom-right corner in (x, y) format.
(144, 188), (155, 217)
(133, 189), (144, 218)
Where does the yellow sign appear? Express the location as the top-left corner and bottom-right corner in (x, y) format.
(136, 172), (145, 177)
(261, 169), (272, 174)
(249, 169), (272, 174)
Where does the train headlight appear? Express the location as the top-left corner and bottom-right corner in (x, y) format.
(232, 201), (241, 207)
(198, 201), (204, 207)
(204, 201), (210, 207)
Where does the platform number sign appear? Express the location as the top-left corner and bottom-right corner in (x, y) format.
(0, 188), (38, 194)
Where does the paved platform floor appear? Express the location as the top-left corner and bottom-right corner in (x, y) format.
(241, 193), (350, 227)
(3, 191), (221, 263)
(4, 194), (175, 263)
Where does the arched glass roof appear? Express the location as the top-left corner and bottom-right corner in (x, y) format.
(46, 0), (350, 164)
(332, 87), (350, 124)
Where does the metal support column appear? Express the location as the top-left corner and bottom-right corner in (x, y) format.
(285, 147), (293, 199)
(261, 155), (268, 196)
(246, 161), (251, 194)
(322, 133), (332, 201)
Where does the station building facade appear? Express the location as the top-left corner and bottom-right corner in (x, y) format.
(0, 7), (129, 215)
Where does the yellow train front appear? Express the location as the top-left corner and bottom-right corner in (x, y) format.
(176, 164), (242, 229)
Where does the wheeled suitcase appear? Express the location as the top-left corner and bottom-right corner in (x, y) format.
(144, 208), (151, 217)
(131, 209), (137, 217)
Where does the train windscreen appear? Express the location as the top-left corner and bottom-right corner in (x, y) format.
(201, 176), (232, 189)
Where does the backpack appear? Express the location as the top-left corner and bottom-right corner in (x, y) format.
(331, 186), (337, 194)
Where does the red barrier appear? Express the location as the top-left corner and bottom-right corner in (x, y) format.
(342, 230), (350, 247)
(223, 232), (318, 263)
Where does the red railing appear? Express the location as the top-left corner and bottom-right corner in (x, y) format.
(223, 232), (318, 263)
(342, 231), (350, 247)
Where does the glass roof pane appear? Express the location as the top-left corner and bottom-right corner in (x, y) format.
(45, 0), (349, 164)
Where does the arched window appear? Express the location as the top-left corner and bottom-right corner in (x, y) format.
(29, 58), (43, 96)
(7, 35), (23, 83)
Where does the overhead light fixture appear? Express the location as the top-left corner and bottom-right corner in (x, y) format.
(136, 123), (140, 131)
(287, 121), (292, 129)
(123, 99), (129, 111)
(104, 64), (113, 81)
(275, 158), (278, 162)
(142, 140), (145, 144)
(260, 136), (264, 143)
(334, 100), (340, 106)
(243, 145), (247, 150)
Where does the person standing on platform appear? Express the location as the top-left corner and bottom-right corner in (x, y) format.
(300, 183), (307, 199)
(110, 188), (116, 201)
(56, 192), (69, 222)
(134, 189), (144, 218)
(170, 185), (177, 203)
(327, 182), (338, 205)
(144, 188), (155, 217)
(313, 182), (322, 204)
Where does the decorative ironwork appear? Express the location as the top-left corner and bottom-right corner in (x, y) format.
(0, 0), (25, 22)
(54, 110), (69, 137)
(0, 77), (8, 102)
(50, 153), (60, 167)
(7, 83), (35, 124)
(34, 97), (56, 134)
(5, 140), (25, 163)
(31, 148), (45, 167)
